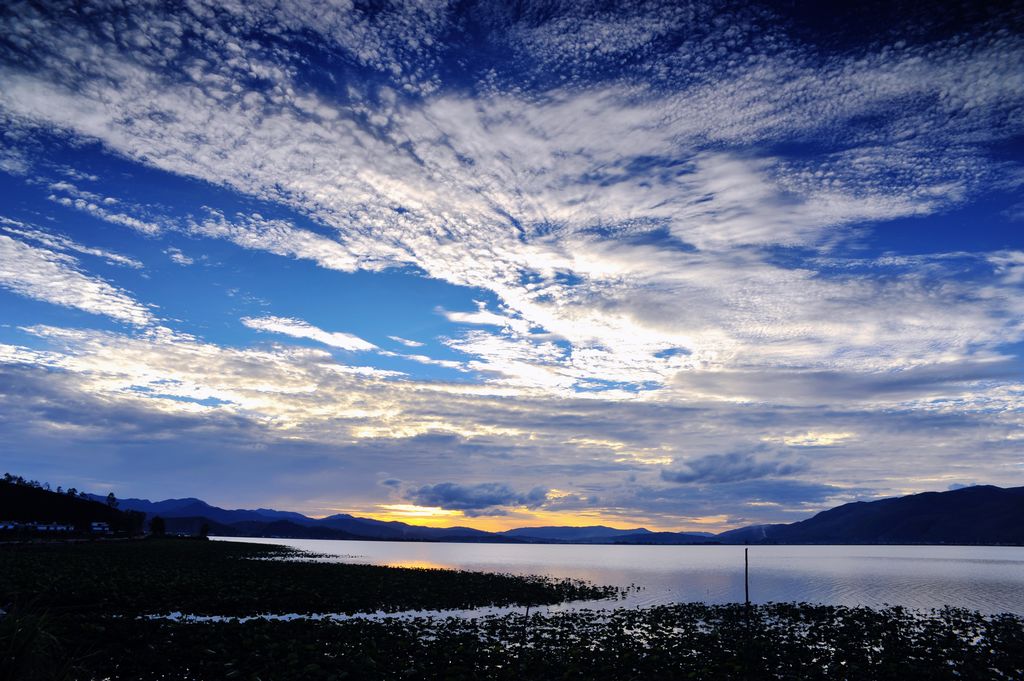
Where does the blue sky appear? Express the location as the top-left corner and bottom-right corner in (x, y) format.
(0, 0), (1022, 531)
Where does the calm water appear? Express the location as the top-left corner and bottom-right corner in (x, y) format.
(215, 537), (1024, 616)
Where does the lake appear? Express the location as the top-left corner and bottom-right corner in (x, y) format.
(214, 537), (1024, 616)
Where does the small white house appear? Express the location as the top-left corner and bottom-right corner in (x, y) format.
(35, 522), (74, 532)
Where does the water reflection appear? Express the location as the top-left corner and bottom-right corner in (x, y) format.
(380, 558), (451, 570)
(215, 538), (1024, 615)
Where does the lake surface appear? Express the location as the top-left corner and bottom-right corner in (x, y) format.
(215, 537), (1024, 616)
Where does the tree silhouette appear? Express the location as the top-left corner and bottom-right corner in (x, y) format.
(106, 492), (118, 508)
(149, 516), (166, 537)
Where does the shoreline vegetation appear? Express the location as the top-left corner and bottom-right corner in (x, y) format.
(1, 539), (1022, 680)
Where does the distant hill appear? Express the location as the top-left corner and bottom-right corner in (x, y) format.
(715, 524), (782, 544)
(610, 531), (721, 545)
(72, 483), (1024, 546)
(500, 526), (653, 542)
(495, 526), (715, 544)
(1, 479), (144, 534)
(85, 495), (313, 526)
(315, 513), (491, 541)
(730, 485), (1024, 545)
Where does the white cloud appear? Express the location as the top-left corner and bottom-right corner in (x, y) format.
(190, 211), (361, 272)
(771, 432), (856, 448)
(378, 349), (468, 371)
(0, 216), (143, 268)
(388, 335), (424, 348)
(242, 315), (376, 352)
(56, 166), (99, 182)
(164, 247), (193, 266)
(990, 251), (1024, 286)
(47, 182), (163, 234)
(442, 302), (532, 335)
(0, 234), (153, 326)
(0, 147), (29, 175)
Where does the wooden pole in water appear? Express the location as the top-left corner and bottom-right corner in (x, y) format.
(743, 547), (752, 680)
(744, 547), (749, 606)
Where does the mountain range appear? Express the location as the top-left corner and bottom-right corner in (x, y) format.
(87, 484), (1024, 545)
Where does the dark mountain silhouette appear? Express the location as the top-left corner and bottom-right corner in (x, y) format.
(86, 496), (313, 526)
(610, 531), (721, 545)
(715, 524), (781, 544)
(1, 478), (144, 534)
(315, 513), (490, 540)
(75, 483), (1024, 545)
(720, 485), (1024, 545)
(500, 525), (653, 541)
(497, 527), (712, 544)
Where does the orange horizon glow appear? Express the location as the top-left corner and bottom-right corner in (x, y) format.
(313, 504), (736, 533)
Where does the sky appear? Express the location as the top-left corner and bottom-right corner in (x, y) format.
(0, 0), (1022, 532)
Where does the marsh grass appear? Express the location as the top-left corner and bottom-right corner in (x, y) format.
(0, 538), (614, 617)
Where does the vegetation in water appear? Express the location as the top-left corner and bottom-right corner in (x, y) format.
(2, 602), (1022, 680)
(0, 539), (613, 617)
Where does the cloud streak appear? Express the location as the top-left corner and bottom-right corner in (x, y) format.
(0, 216), (143, 268)
(241, 316), (376, 352)
(661, 451), (808, 485)
(0, 234), (153, 326)
(405, 482), (549, 517)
